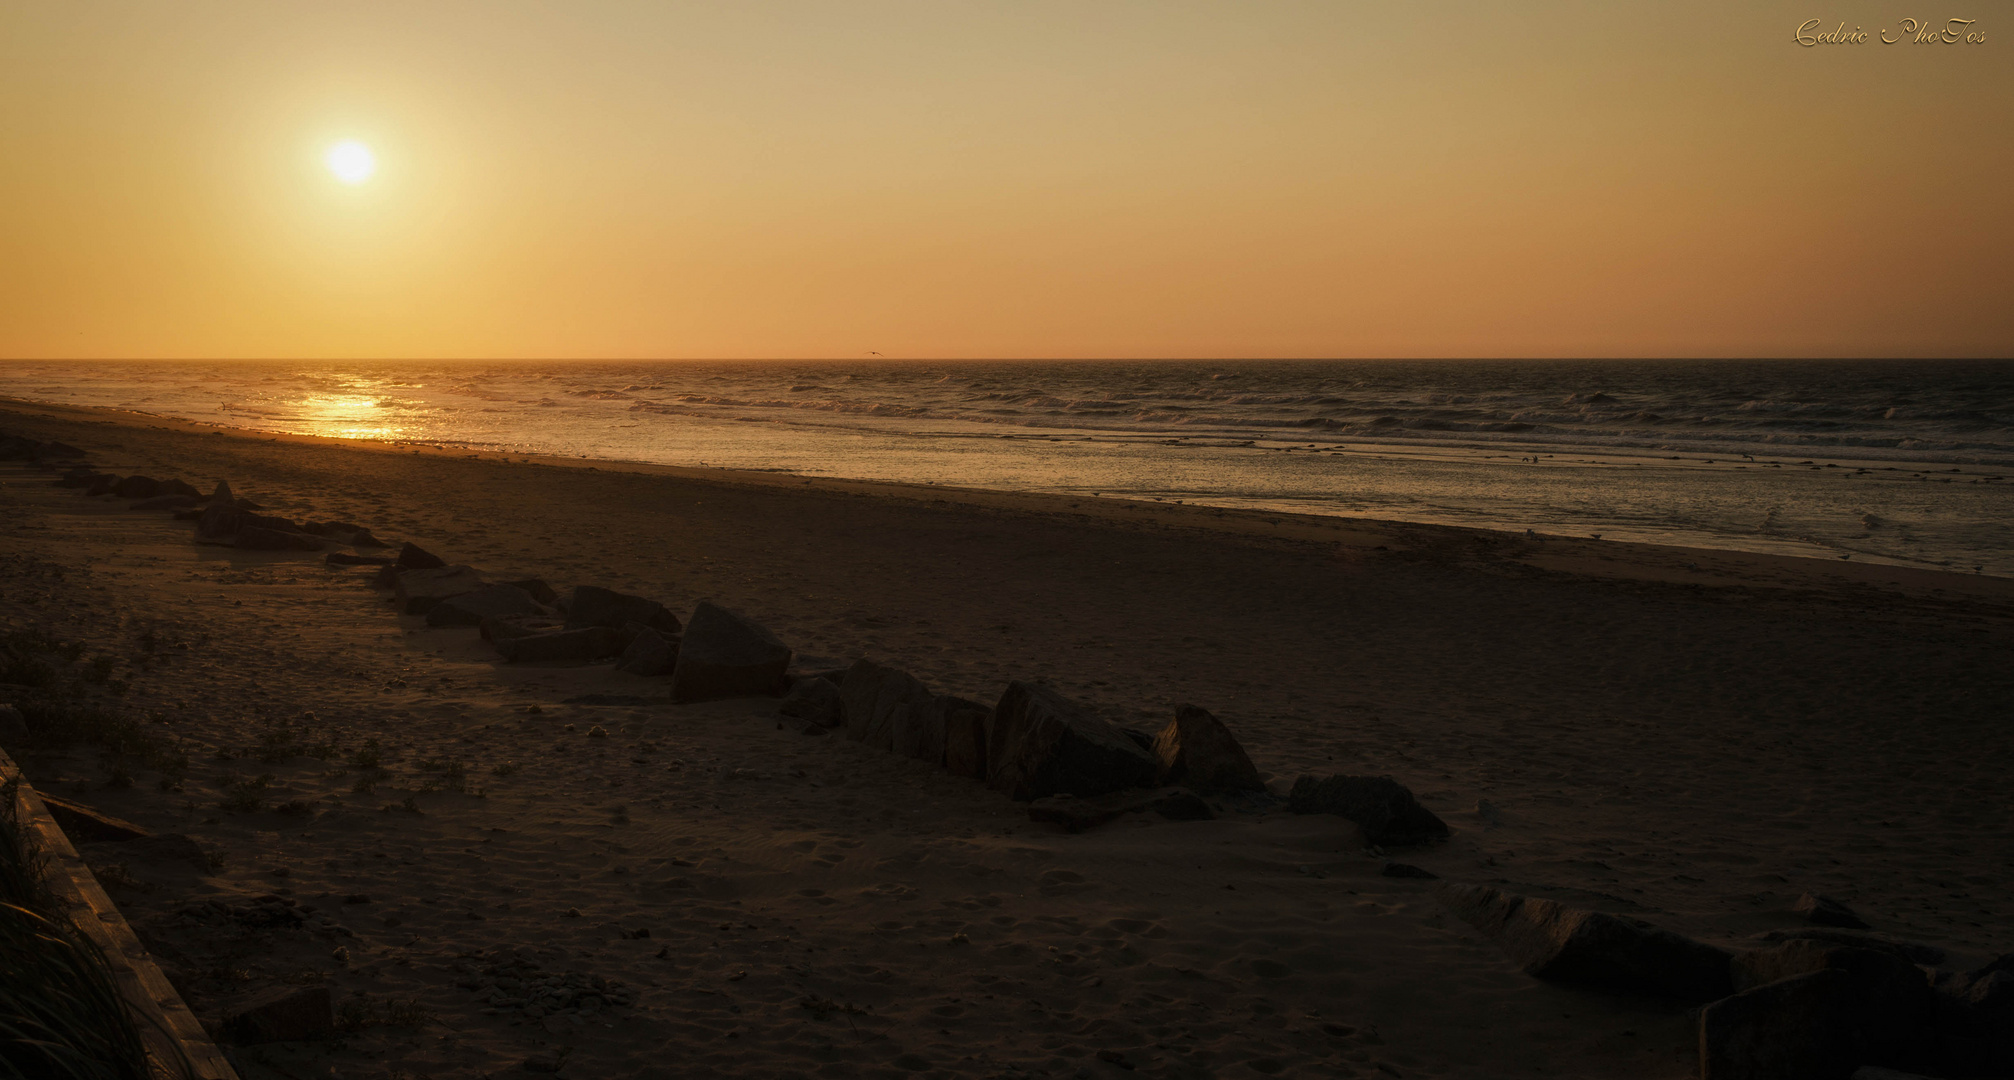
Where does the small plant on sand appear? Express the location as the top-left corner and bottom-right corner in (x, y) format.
(255, 727), (299, 763)
(348, 740), (385, 771)
(350, 776), (377, 795)
(218, 774), (274, 814)
(416, 758), (469, 794)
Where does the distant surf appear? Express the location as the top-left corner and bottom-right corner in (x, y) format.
(4, 358), (2010, 574)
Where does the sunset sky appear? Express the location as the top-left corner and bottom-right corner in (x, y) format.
(1, 2), (2007, 360)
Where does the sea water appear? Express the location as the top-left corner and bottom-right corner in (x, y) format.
(4, 359), (2010, 575)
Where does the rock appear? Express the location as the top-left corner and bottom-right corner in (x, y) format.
(1932, 967), (2014, 1078)
(1752, 929), (1946, 967)
(395, 542), (447, 571)
(839, 660), (931, 751)
(160, 478), (200, 498)
(86, 475), (119, 496)
(36, 794), (149, 843)
(614, 626), (680, 676)
(669, 602), (791, 704)
(220, 985), (334, 1044)
(1383, 862), (1439, 880)
(39, 441), (85, 460)
(1152, 704), (1264, 794)
(507, 579), (560, 606)
(1439, 883), (1733, 1002)
(0, 704), (26, 746)
(481, 614), (566, 643)
(393, 566), (486, 615)
(939, 695), (991, 780)
(236, 526), (324, 551)
(986, 682), (1159, 801)
(1702, 943), (1938, 1080)
(1150, 790), (1213, 821)
(1288, 774), (1449, 847)
(893, 692), (951, 765)
(565, 585), (682, 635)
(56, 470), (113, 488)
(325, 552), (395, 567)
(209, 480), (234, 504)
(129, 494), (197, 511)
(425, 584), (541, 627)
(495, 627), (626, 664)
(194, 499), (244, 543)
(111, 475), (161, 499)
(1027, 795), (1125, 833)
(1795, 893), (1871, 930)
(349, 527), (387, 548)
(778, 677), (844, 729)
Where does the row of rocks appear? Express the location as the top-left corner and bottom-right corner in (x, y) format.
(0, 432), (87, 462)
(46, 462), (390, 554)
(1440, 883), (2013, 1078)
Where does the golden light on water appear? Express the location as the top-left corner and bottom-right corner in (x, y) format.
(325, 141), (376, 184)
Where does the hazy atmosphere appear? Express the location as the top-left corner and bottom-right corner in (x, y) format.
(3, 1), (2008, 359)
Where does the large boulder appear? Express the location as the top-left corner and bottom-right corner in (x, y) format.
(0, 703), (26, 746)
(395, 542), (446, 571)
(1931, 966), (2014, 1078)
(840, 660), (932, 752)
(425, 584), (541, 627)
(1152, 704), (1264, 793)
(986, 682), (1159, 801)
(111, 475), (161, 499)
(938, 695), (992, 779)
(1703, 943), (1938, 1080)
(669, 602), (791, 703)
(1439, 883), (1733, 1003)
(778, 677), (844, 729)
(494, 626), (625, 664)
(1794, 893), (1870, 930)
(614, 626), (680, 676)
(480, 614), (566, 643)
(893, 693), (949, 765)
(565, 585), (682, 635)
(393, 566), (486, 615)
(1289, 774), (1449, 846)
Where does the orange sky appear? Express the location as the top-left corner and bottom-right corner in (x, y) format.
(1, 2), (2007, 360)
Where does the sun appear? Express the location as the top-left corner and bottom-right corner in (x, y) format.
(325, 140), (377, 184)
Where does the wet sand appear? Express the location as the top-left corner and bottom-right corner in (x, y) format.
(2, 398), (2010, 1080)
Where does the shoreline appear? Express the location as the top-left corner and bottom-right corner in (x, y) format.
(7, 395), (2010, 601)
(2, 394), (2010, 1078)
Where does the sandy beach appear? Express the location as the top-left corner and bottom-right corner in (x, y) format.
(3, 398), (2010, 1080)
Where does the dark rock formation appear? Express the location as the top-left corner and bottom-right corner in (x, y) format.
(1152, 704), (1264, 794)
(1439, 883), (1733, 1002)
(669, 602), (791, 703)
(129, 494), (197, 511)
(111, 475), (161, 499)
(1704, 943), (1936, 1079)
(939, 695), (991, 780)
(986, 682), (1159, 801)
(778, 677), (844, 729)
(481, 614), (566, 643)
(507, 579), (560, 606)
(1932, 966), (2014, 1077)
(565, 585), (682, 635)
(1289, 774), (1449, 847)
(425, 584), (541, 627)
(392, 566), (486, 615)
(840, 660), (931, 752)
(325, 552), (395, 567)
(1794, 893), (1871, 930)
(36, 794), (149, 843)
(615, 627), (680, 676)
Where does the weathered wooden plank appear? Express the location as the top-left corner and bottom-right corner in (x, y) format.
(1, 749), (239, 1080)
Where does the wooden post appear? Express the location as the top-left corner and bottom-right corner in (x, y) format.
(1, 749), (240, 1080)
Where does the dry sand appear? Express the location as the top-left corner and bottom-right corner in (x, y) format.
(2, 399), (2010, 1080)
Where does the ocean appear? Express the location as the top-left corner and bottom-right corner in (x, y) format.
(4, 358), (2010, 575)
